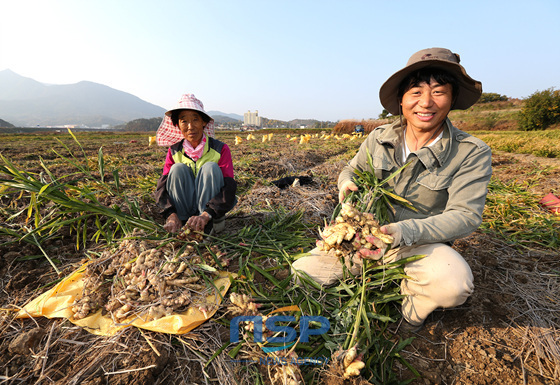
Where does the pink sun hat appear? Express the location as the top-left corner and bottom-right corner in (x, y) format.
(156, 94), (215, 146)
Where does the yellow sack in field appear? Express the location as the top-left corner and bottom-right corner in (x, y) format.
(17, 262), (234, 336)
(148, 136), (157, 146)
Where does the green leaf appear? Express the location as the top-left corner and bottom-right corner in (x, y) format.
(197, 263), (217, 272)
(98, 146), (105, 183)
(38, 183), (52, 197)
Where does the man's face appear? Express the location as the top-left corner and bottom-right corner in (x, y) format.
(401, 78), (453, 132)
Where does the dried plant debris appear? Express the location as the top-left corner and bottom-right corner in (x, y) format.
(71, 228), (229, 323)
(317, 202), (393, 261)
(268, 350), (305, 385)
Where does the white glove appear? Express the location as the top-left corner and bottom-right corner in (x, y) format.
(338, 180), (358, 203)
(380, 223), (402, 248)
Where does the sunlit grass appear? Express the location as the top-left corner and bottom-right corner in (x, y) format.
(475, 130), (560, 158)
(482, 178), (560, 248)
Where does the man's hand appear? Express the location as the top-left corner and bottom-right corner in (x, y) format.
(164, 212), (182, 233)
(379, 223), (402, 248)
(339, 180), (358, 203)
(187, 212), (211, 232)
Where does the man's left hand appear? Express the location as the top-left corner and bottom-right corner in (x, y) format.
(379, 223), (402, 248)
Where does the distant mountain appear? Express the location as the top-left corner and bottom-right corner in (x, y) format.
(115, 117), (162, 132)
(0, 69), (166, 127)
(0, 118), (14, 128)
(207, 110), (243, 121)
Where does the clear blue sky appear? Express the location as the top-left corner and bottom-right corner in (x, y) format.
(1, 0), (559, 121)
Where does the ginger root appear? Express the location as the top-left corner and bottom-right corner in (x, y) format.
(316, 203), (393, 263)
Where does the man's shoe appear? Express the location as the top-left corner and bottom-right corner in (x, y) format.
(399, 320), (424, 333)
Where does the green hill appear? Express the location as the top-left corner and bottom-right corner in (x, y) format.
(449, 98), (524, 131)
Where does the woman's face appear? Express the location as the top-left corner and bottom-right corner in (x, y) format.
(178, 110), (206, 146)
(401, 78), (453, 133)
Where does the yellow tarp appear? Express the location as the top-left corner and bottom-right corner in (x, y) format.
(17, 263), (234, 336)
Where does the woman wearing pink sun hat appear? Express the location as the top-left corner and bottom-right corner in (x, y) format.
(154, 94), (237, 234)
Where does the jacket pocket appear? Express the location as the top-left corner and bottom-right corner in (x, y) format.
(371, 155), (393, 181)
(371, 155), (393, 171)
(416, 171), (452, 191)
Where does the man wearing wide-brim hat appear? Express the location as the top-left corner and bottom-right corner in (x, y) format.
(293, 48), (492, 332)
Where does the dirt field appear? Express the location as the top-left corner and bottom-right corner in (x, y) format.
(1, 130), (559, 384)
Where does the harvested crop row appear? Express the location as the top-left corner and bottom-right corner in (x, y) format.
(71, 228), (228, 323)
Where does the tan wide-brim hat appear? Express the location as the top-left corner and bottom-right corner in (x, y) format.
(379, 47), (482, 116)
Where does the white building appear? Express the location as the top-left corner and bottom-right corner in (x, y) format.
(244, 110), (261, 127)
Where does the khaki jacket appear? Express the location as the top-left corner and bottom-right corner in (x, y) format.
(338, 118), (492, 246)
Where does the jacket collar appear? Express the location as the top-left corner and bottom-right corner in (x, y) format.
(378, 118), (456, 169)
(426, 118), (457, 167)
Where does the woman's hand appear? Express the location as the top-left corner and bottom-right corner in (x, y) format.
(339, 180), (358, 203)
(187, 212), (211, 232)
(164, 213), (183, 233)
